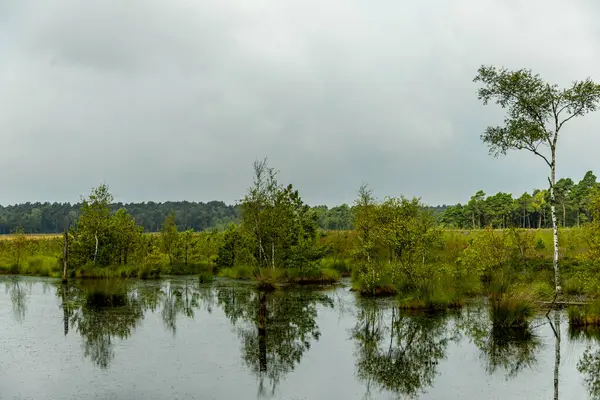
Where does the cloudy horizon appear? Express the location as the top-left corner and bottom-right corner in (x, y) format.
(2, 0), (600, 207)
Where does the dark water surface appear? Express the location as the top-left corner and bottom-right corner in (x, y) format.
(1, 276), (599, 400)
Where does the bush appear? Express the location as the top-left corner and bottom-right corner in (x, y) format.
(535, 238), (546, 251)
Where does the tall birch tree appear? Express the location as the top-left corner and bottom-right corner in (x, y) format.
(474, 65), (600, 294)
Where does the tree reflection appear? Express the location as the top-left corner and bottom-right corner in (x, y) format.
(217, 286), (333, 397)
(352, 300), (456, 399)
(58, 278), (215, 368)
(575, 326), (600, 400)
(160, 279), (214, 335)
(459, 306), (542, 379)
(67, 280), (145, 369)
(4, 278), (31, 323)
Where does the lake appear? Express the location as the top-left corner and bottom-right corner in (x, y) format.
(0, 276), (598, 400)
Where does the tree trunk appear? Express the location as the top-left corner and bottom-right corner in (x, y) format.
(271, 241), (275, 269)
(538, 214), (542, 230)
(553, 311), (561, 400)
(62, 230), (69, 283)
(562, 203), (566, 228)
(93, 231), (99, 265)
(472, 212), (475, 229)
(550, 159), (560, 293)
(258, 293), (267, 373)
(61, 283), (69, 336)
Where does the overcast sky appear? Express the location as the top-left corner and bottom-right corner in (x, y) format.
(1, 0), (600, 207)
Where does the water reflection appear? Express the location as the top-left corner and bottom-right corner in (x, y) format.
(574, 326), (600, 400)
(56, 279), (213, 368)
(217, 286), (334, 397)
(66, 280), (146, 369)
(4, 278), (31, 322)
(458, 306), (542, 378)
(352, 300), (457, 399)
(5, 277), (600, 399)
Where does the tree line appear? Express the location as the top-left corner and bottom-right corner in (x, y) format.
(0, 199), (357, 235)
(2, 170), (598, 236)
(439, 171), (599, 229)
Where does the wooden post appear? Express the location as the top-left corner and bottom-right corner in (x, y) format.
(62, 230), (69, 283)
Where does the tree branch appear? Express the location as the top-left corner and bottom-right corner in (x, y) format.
(557, 105), (585, 132)
(521, 139), (552, 168)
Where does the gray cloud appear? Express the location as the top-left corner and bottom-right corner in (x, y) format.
(2, 0), (600, 206)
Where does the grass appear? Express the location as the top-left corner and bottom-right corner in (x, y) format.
(73, 264), (161, 280)
(218, 264), (340, 288)
(284, 267), (341, 284)
(398, 295), (463, 310)
(218, 265), (254, 280)
(568, 301), (600, 327)
(198, 271), (214, 283)
(318, 257), (353, 276)
(489, 287), (538, 328)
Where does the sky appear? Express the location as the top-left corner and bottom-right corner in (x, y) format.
(2, 0), (600, 207)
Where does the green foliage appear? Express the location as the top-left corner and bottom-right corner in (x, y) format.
(569, 301), (600, 327)
(218, 265), (254, 280)
(71, 183), (113, 266)
(216, 224), (254, 269)
(534, 238), (546, 250)
(474, 65), (600, 160)
(441, 171), (599, 229)
(160, 212), (179, 265)
(10, 226), (27, 269)
(213, 158), (331, 289)
(351, 186), (448, 302)
(489, 286), (538, 328)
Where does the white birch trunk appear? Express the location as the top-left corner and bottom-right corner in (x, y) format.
(94, 232), (99, 265)
(550, 160), (560, 293)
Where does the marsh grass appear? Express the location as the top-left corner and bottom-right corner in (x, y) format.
(489, 288), (537, 328)
(319, 257), (353, 276)
(569, 301), (600, 327)
(74, 264), (161, 280)
(198, 271), (214, 284)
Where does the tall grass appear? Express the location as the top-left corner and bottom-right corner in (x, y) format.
(569, 301), (600, 327)
(489, 287), (537, 328)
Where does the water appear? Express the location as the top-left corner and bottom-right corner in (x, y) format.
(0, 276), (598, 400)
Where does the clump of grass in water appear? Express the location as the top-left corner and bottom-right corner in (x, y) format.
(397, 284), (464, 311)
(218, 265), (253, 280)
(489, 288), (537, 328)
(569, 301), (600, 328)
(198, 271), (214, 284)
(250, 267), (282, 291)
(285, 267), (341, 285)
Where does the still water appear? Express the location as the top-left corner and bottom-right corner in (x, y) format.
(0, 276), (599, 400)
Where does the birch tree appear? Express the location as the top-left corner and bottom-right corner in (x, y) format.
(76, 184), (113, 265)
(474, 65), (600, 294)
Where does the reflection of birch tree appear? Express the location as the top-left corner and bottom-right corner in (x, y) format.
(4, 278), (31, 323)
(352, 300), (455, 399)
(217, 286), (332, 398)
(458, 305), (542, 379)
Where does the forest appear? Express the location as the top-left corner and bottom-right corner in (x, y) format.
(0, 169), (598, 235)
(0, 199), (354, 234)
